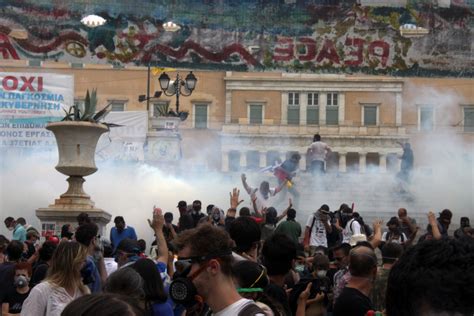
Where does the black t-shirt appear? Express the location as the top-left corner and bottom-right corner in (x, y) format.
(5, 288), (30, 313)
(333, 287), (373, 316)
(30, 263), (49, 287)
(0, 262), (15, 303)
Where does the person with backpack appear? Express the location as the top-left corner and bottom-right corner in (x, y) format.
(381, 217), (407, 245)
(336, 207), (362, 244)
(303, 205), (332, 256)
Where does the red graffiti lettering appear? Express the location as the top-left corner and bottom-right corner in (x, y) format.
(38, 76), (43, 91)
(316, 39), (340, 64)
(19, 76), (35, 91)
(1, 76), (44, 92)
(344, 37), (365, 66)
(2, 76), (18, 91)
(296, 37), (317, 61)
(0, 34), (20, 59)
(368, 40), (390, 67)
(0, 34), (20, 60)
(273, 37), (294, 61)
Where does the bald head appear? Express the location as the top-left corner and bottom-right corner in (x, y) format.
(349, 246), (377, 278)
(398, 208), (407, 217)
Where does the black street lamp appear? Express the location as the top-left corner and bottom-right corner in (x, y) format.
(158, 71), (197, 114)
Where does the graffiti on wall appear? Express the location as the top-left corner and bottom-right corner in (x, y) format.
(0, 1), (472, 77)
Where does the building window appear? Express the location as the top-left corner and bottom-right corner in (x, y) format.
(287, 92), (300, 125)
(288, 92), (299, 106)
(229, 151), (240, 172)
(249, 104), (263, 124)
(464, 107), (474, 132)
(419, 105), (434, 131)
(307, 92), (319, 125)
(110, 101), (126, 112)
(194, 104), (208, 129)
(246, 151), (260, 170)
(153, 101), (170, 117)
(326, 93), (338, 125)
(363, 105), (378, 126)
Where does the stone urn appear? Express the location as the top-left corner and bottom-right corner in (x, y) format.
(36, 121), (111, 236)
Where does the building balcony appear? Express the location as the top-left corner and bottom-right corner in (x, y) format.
(221, 123), (406, 137)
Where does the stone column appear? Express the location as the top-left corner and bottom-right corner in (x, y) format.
(240, 151), (247, 170)
(300, 92), (307, 125)
(259, 151), (267, 168)
(359, 151), (367, 174)
(379, 152), (387, 173)
(225, 89), (232, 124)
(319, 93), (327, 125)
(395, 92), (402, 127)
(338, 92), (345, 125)
(338, 152), (347, 173)
(221, 151), (229, 172)
(281, 93), (288, 125)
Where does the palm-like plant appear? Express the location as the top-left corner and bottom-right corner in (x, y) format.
(62, 89), (119, 127)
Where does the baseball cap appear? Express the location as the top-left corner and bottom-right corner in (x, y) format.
(319, 204), (330, 214)
(177, 201), (187, 208)
(116, 238), (141, 254)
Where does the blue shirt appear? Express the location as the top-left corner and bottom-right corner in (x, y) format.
(110, 226), (137, 251)
(83, 256), (102, 293)
(12, 224), (26, 243)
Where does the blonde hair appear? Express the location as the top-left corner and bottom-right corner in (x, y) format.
(46, 241), (89, 294)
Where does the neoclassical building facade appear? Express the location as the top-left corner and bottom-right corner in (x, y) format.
(1, 61), (473, 175)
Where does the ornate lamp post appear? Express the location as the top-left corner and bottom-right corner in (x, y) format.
(158, 72), (197, 114)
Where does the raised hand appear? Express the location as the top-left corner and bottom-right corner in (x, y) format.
(427, 211), (436, 224)
(230, 187), (244, 209)
(148, 207), (165, 231)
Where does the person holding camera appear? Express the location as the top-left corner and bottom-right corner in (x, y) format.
(303, 205), (332, 256)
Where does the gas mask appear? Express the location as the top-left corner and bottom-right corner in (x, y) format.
(14, 275), (29, 288)
(295, 264), (305, 273)
(317, 270), (327, 278)
(170, 251), (231, 308)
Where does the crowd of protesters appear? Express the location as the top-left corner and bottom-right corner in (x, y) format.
(0, 187), (473, 316)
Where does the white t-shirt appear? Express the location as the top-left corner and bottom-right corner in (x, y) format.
(308, 141), (330, 162)
(306, 214), (331, 247)
(382, 231), (407, 244)
(249, 187), (277, 212)
(21, 281), (86, 316)
(213, 298), (264, 316)
(342, 219), (361, 244)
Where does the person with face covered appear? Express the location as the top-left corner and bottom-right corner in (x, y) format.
(381, 217), (407, 245)
(110, 216), (137, 252)
(171, 224), (265, 315)
(241, 173), (282, 215)
(190, 200), (205, 228)
(454, 217), (471, 239)
(2, 262), (31, 315)
(426, 209), (452, 240)
(304, 205), (332, 255)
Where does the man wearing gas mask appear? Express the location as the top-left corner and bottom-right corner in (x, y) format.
(1, 262), (31, 315)
(170, 224), (265, 315)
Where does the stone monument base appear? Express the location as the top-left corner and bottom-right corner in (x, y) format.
(35, 176), (111, 238)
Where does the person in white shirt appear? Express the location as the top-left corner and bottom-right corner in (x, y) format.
(21, 241), (90, 316)
(335, 208), (362, 244)
(303, 204), (333, 255)
(381, 217), (408, 245)
(307, 134), (331, 175)
(241, 173), (283, 214)
(171, 224), (265, 315)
